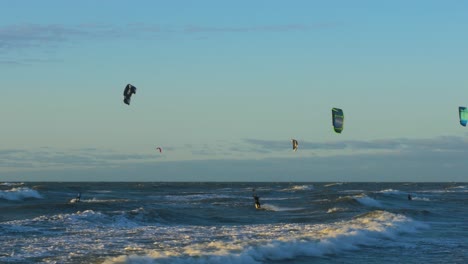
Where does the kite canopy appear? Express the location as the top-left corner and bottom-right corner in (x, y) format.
(291, 139), (298, 152)
(156, 147), (162, 153)
(332, 108), (344, 133)
(123, 84), (137, 105)
(459, 107), (467, 127)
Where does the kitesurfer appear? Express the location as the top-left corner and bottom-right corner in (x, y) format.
(292, 139), (298, 152)
(70, 192), (81, 204)
(252, 189), (261, 209)
(407, 194), (412, 201)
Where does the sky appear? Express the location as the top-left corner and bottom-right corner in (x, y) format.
(1, 0), (468, 181)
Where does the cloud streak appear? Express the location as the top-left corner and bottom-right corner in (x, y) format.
(0, 148), (157, 171)
(1, 136), (467, 182)
(0, 22), (337, 65)
(243, 136), (468, 154)
(3, 146), (467, 182)
(0, 22), (334, 53)
(0, 23), (126, 51)
(183, 23), (333, 34)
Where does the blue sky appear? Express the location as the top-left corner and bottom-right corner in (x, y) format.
(1, 1), (468, 181)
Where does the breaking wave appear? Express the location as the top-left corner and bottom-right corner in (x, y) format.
(337, 194), (382, 208)
(0, 187), (43, 201)
(103, 211), (426, 264)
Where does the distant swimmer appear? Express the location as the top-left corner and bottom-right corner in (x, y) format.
(252, 189), (261, 209)
(408, 194), (412, 201)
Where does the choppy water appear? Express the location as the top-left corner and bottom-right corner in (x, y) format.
(0, 182), (466, 263)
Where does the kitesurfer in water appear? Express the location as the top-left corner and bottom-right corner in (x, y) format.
(69, 192), (81, 203)
(252, 189), (261, 209)
(407, 194), (412, 201)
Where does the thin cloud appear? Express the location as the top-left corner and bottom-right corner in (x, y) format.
(184, 23), (336, 34)
(3, 148), (467, 182)
(244, 136), (468, 153)
(0, 57), (62, 66)
(0, 24), (85, 49)
(0, 23), (130, 50)
(0, 148), (157, 170)
(0, 22), (337, 65)
(1, 22), (335, 53)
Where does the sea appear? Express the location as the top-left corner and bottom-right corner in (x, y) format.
(0, 182), (466, 264)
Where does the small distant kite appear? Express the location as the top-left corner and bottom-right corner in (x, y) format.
(156, 147), (162, 153)
(332, 108), (344, 134)
(291, 139), (298, 152)
(459, 106), (467, 127)
(123, 84), (137, 105)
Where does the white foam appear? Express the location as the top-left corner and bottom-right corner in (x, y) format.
(324, 182), (344, 187)
(448, 185), (466, 189)
(0, 182), (24, 187)
(260, 204), (304, 212)
(378, 189), (406, 195)
(0, 187), (42, 201)
(327, 207), (347, 214)
(261, 197), (298, 201)
(164, 194), (236, 202)
(4, 209), (139, 229)
(283, 185), (314, 192)
(446, 185), (468, 192)
(81, 198), (131, 203)
(411, 197), (431, 201)
(69, 198), (80, 204)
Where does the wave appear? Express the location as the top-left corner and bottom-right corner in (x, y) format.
(260, 204), (304, 212)
(103, 211), (426, 264)
(337, 194), (382, 208)
(354, 195), (382, 207)
(377, 189), (407, 195)
(75, 198), (131, 204)
(3, 209), (140, 229)
(282, 185), (314, 192)
(327, 207), (348, 214)
(0, 182), (24, 187)
(339, 190), (365, 194)
(163, 193), (238, 202)
(0, 187), (43, 201)
(411, 197), (431, 201)
(446, 185), (467, 192)
(324, 182), (344, 187)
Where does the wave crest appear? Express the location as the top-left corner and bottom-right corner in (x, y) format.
(0, 187), (43, 201)
(103, 211), (426, 264)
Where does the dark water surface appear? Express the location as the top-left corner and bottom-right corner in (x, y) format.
(1, 182), (466, 263)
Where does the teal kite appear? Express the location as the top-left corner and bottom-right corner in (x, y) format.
(459, 107), (467, 127)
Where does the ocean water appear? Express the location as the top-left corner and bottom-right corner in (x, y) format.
(0, 182), (466, 264)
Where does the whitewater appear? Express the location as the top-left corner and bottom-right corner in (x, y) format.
(0, 182), (466, 263)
